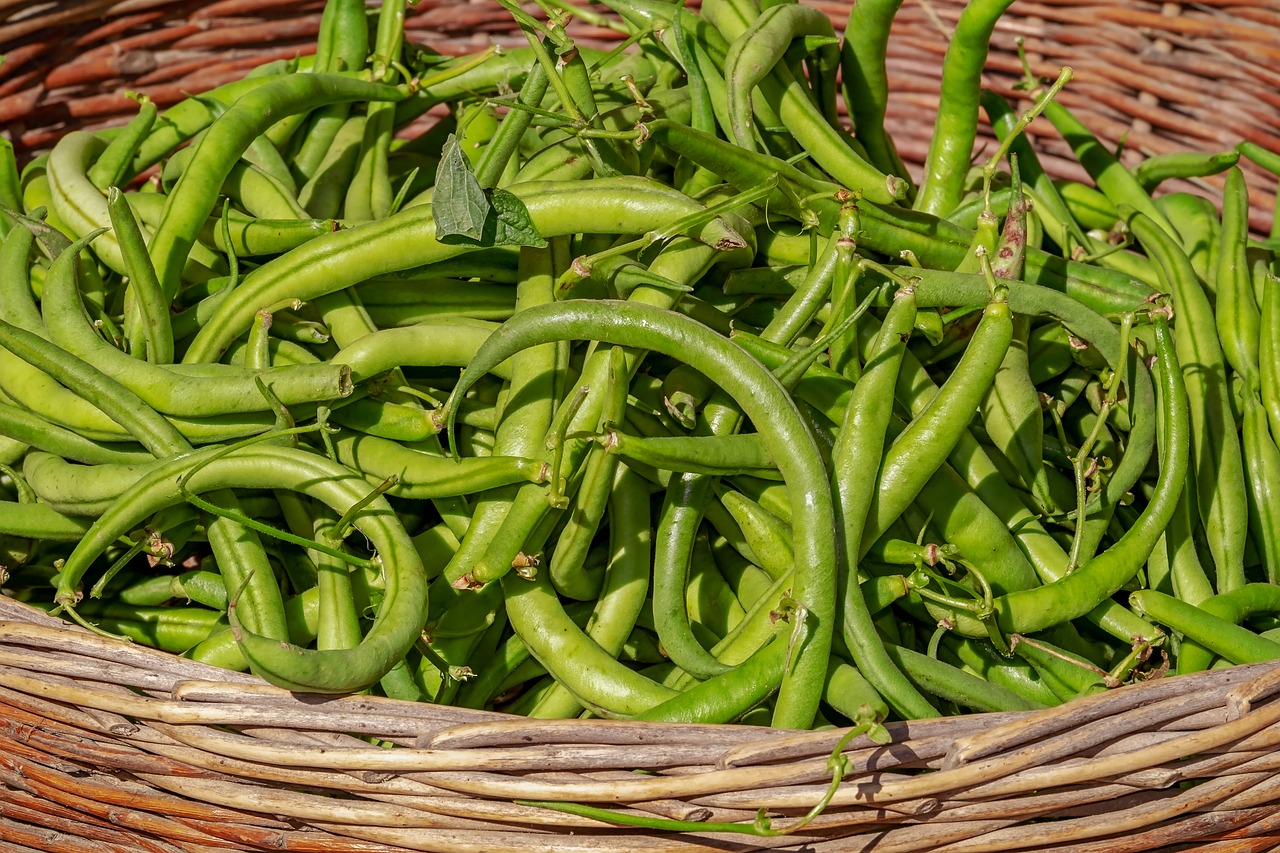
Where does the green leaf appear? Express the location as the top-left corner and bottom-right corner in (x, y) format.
(3, 206), (73, 261)
(433, 133), (490, 245)
(488, 188), (547, 248)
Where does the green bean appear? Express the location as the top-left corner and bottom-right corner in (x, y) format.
(526, 464), (654, 718)
(39, 231), (353, 417)
(981, 172), (1054, 513)
(983, 309), (1187, 636)
(549, 346), (627, 600)
(1132, 150), (1240, 193)
(442, 298), (835, 727)
(293, 0), (370, 181)
(1263, 270), (1280, 442)
(0, 314), (187, 457)
(1127, 210), (1248, 594)
(1154, 192), (1220, 287)
(331, 323), (507, 382)
(56, 444), (428, 692)
(0, 138), (20, 237)
(1215, 167), (1261, 386)
(604, 430), (777, 479)
(882, 643), (1044, 713)
(1131, 590), (1280, 667)
(46, 132), (130, 274)
(0, 501), (93, 540)
(941, 634), (1059, 707)
(187, 586), (321, 672)
(1009, 633), (1106, 703)
(840, 0), (908, 182)
(1042, 102), (1174, 240)
(828, 285), (936, 718)
(330, 429), (545, 498)
(183, 178), (746, 362)
(718, 488), (794, 581)
(914, 0), (1017, 216)
(106, 187), (173, 364)
(299, 115), (367, 220)
(724, 4), (834, 151)
(865, 290), (1013, 548)
(172, 570), (231, 611)
(0, 218), (44, 334)
(205, 490), (290, 642)
(1240, 387), (1280, 585)
(149, 74), (407, 300)
(71, 601), (224, 654)
(0, 403), (149, 466)
(1054, 180), (1118, 232)
(87, 97), (158, 190)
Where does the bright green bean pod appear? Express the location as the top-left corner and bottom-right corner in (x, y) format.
(1010, 634), (1105, 703)
(149, 74), (407, 299)
(292, 0), (369, 180)
(604, 430), (778, 479)
(0, 138), (21, 236)
(864, 292), (1013, 547)
(724, 4), (835, 151)
(205, 490), (290, 642)
(87, 96), (157, 190)
(989, 310), (1188, 636)
(60, 444), (428, 693)
(183, 177), (747, 363)
(172, 570), (230, 611)
(941, 635), (1059, 707)
(1054, 180), (1118, 232)
(331, 323), (506, 382)
(1127, 209), (1248, 594)
(1154, 192), (1220, 287)
(830, 285), (936, 719)
(203, 211), (333, 259)
(549, 346), (628, 600)
(330, 429), (545, 499)
(106, 187), (174, 364)
(299, 114), (367, 220)
(46, 132), (130, 273)
(72, 601), (223, 654)
(1044, 101), (1174, 238)
(635, 638), (787, 724)
(39, 231), (353, 417)
(883, 643), (1044, 713)
(1240, 388), (1280, 585)
(442, 299), (835, 728)
(130, 70), (294, 172)
(0, 402), (150, 465)
(526, 465), (654, 719)
(1263, 271), (1280, 442)
(0, 315), (187, 457)
(719, 488), (794, 580)
(1132, 149), (1239, 193)
(0, 501), (92, 539)
(914, 0), (1017, 216)
(0, 218), (43, 334)
(1215, 167), (1261, 385)
(1132, 590), (1280, 667)
(840, 0), (909, 182)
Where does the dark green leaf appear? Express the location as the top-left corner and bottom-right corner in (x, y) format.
(488, 188), (547, 248)
(434, 133), (490, 245)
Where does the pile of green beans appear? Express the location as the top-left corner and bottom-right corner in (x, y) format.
(3, 0), (1280, 742)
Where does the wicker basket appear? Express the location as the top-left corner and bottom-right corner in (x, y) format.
(4, 2), (1280, 851)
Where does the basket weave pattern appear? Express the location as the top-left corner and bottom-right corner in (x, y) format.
(4, 596), (1280, 851)
(5, 2), (1280, 851)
